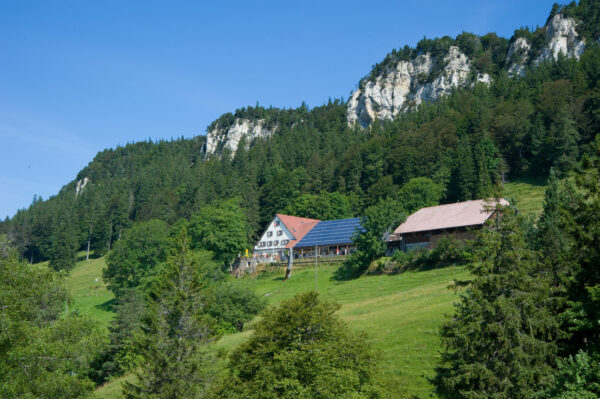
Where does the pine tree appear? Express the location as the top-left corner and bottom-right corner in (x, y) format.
(435, 207), (563, 398)
(452, 135), (476, 201)
(123, 228), (216, 399)
(552, 108), (580, 175)
(49, 211), (79, 272)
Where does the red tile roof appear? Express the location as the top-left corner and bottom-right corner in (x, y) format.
(393, 198), (509, 235)
(276, 214), (320, 248)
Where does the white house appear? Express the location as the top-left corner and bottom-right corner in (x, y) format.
(253, 214), (319, 261)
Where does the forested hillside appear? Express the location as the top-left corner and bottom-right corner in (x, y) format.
(4, 40), (600, 266)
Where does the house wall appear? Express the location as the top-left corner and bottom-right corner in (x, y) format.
(387, 226), (481, 255)
(253, 216), (294, 260)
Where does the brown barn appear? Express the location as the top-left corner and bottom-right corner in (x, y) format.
(386, 198), (509, 254)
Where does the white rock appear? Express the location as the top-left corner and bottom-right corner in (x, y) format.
(75, 177), (89, 196)
(506, 37), (531, 77)
(205, 118), (277, 155)
(537, 13), (585, 62)
(347, 46), (471, 127)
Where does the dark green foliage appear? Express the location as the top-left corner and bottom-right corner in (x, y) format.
(90, 289), (146, 384)
(188, 198), (249, 265)
(204, 282), (266, 333)
(435, 207), (564, 398)
(0, 237), (106, 398)
(396, 177), (444, 213)
(49, 211), (79, 272)
(103, 219), (171, 296)
(215, 292), (381, 398)
(282, 191), (353, 220)
(386, 237), (473, 273)
(549, 350), (600, 398)
(123, 229), (217, 399)
(336, 198), (406, 279)
(562, 135), (600, 355)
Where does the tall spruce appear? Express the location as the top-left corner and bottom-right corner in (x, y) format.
(563, 135), (600, 355)
(48, 211), (79, 272)
(435, 206), (563, 398)
(123, 228), (216, 399)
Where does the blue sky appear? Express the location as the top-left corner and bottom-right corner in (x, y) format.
(0, 0), (558, 218)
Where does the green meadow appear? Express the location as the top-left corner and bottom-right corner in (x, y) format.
(91, 261), (469, 398)
(85, 178), (547, 398)
(65, 255), (115, 328)
(503, 177), (547, 218)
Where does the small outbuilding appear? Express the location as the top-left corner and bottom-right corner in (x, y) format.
(386, 198), (509, 254)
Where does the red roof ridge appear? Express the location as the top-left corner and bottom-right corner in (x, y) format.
(274, 214), (320, 248)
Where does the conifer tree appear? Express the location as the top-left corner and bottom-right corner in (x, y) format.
(435, 206), (563, 398)
(49, 212), (79, 272)
(123, 228), (216, 399)
(452, 135), (476, 201)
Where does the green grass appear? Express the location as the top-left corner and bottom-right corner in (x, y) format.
(504, 177), (547, 217)
(65, 255), (115, 328)
(96, 375), (132, 399)
(233, 264), (470, 398)
(93, 263), (469, 398)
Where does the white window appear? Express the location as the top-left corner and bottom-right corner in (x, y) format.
(268, 241), (273, 246)
(274, 240), (279, 246)
(277, 230), (283, 236)
(267, 231), (273, 237)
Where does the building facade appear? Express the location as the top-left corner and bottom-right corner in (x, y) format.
(253, 214), (319, 261)
(386, 198), (509, 254)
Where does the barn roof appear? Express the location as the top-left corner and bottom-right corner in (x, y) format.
(393, 198), (509, 235)
(295, 217), (363, 248)
(276, 214), (320, 248)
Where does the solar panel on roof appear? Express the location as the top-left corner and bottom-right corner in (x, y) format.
(295, 218), (363, 248)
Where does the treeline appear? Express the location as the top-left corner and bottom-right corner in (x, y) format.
(4, 40), (600, 268)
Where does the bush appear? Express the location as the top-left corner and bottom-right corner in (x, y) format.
(380, 237), (473, 274)
(214, 292), (382, 398)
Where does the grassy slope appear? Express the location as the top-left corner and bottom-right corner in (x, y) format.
(89, 178), (546, 398)
(65, 256), (115, 328)
(233, 264), (471, 397)
(503, 177), (547, 218)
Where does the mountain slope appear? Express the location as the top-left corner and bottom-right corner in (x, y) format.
(2, 1), (599, 265)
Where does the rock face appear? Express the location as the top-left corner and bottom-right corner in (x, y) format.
(204, 12), (590, 148)
(205, 119), (277, 155)
(538, 13), (585, 62)
(75, 177), (89, 196)
(349, 13), (587, 127)
(347, 46), (478, 128)
(506, 14), (585, 77)
(506, 37), (531, 77)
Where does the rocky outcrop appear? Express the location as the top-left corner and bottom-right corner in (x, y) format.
(347, 46), (483, 128)
(205, 119), (277, 155)
(350, 13), (588, 127)
(538, 13), (585, 62)
(506, 37), (531, 77)
(507, 14), (585, 77)
(75, 177), (89, 196)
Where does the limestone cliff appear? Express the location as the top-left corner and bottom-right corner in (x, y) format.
(205, 11), (593, 152)
(347, 46), (489, 128)
(506, 13), (586, 76)
(205, 118), (277, 155)
(348, 13), (588, 128)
